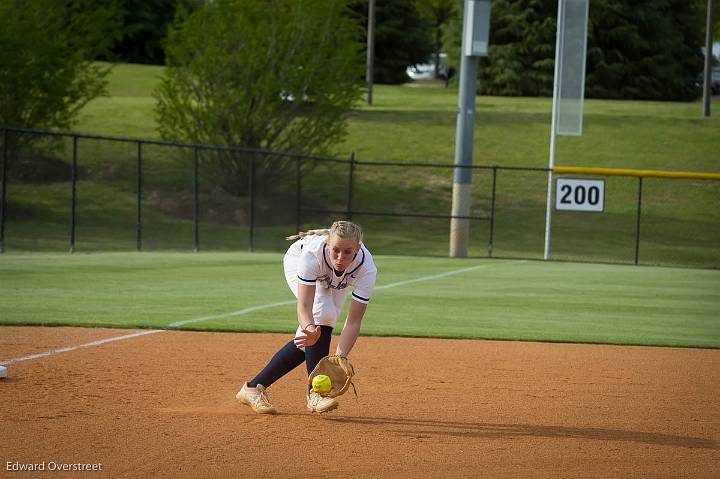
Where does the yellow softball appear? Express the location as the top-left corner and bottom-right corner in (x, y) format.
(311, 374), (332, 394)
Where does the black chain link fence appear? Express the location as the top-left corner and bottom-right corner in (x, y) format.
(1, 127), (718, 268)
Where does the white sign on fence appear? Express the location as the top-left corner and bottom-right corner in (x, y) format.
(555, 178), (605, 212)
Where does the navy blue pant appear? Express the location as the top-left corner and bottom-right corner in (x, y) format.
(248, 326), (333, 389)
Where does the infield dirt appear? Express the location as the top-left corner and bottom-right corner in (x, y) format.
(1, 326), (718, 478)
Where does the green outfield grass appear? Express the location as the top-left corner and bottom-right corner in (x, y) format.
(1, 252), (718, 348)
(4, 63), (719, 266)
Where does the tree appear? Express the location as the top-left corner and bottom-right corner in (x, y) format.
(442, 0), (556, 95)
(586, 0), (704, 100)
(105, 0), (179, 65)
(351, 0), (434, 84)
(155, 0), (364, 195)
(477, 0), (556, 97)
(441, 0), (464, 78)
(416, 0), (457, 78)
(443, 0), (704, 100)
(0, 0), (121, 131)
(692, 0), (720, 43)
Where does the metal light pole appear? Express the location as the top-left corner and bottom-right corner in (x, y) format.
(703, 0), (716, 117)
(449, 0), (491, 257)
(366, 0), (376, 105)
(449, 16), (479, 257)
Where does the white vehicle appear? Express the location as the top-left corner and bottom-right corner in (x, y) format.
(406, 53), (449, 81)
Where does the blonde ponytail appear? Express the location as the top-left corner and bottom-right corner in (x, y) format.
(286, 220), (363, 243)
(285, 229), (331, 241)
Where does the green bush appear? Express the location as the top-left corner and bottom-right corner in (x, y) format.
(154, 0), (365, 195)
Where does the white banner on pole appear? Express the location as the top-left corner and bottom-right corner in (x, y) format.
(556, 0), (590, 136)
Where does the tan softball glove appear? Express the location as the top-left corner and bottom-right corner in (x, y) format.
(308, 355), (356, 398)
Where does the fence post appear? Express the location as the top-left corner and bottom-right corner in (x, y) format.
(136, 141), (142, 252)
(248, 153), (255, 252)
(193, 147), (200, 252)
(634, 176), (643, 265)
(69, 136), (78, 253)
(347, 152), (355, 220)
(296, 156), (301, 233)
(488, 166), (498, 257)
(0, 129), (8, 254)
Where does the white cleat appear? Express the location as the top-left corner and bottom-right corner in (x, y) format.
(307, 391), (339, 413)
(236, 382), (277, 414)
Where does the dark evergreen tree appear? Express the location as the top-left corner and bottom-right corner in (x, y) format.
(443, 0), (555, 95)
(586, 0), (704, 100)
(104, 0), (182, 65)
(479, 0), (555, 96)
(351, 0), (434, 84)
(443, 0), (704, 100)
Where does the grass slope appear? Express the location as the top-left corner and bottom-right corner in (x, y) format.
(78, 64), (720, 173)
(1, 252), (718, 348)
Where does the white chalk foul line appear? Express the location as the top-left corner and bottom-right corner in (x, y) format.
(1, 260), (525, 366)
(166, 300), (297, 328)
(0, 329), (165, 366)
(0, 302), (299, 366)
(169, 261), (526, 329)
(376, 261), (521, 290)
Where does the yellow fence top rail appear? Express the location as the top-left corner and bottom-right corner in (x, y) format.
(553, 166), (720, 181)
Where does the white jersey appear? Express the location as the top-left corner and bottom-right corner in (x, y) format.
(283, 235), (377, 328)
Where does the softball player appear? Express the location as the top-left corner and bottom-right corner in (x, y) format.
(236, 220), (377, 414)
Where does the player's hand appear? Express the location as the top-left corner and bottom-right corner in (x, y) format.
(294, 324), (321, 348)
